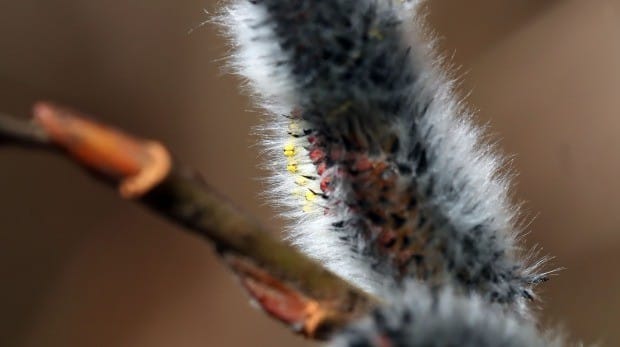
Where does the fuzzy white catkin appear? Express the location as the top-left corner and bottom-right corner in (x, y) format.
(217, 0), (549, 315)
(329, 282), (566, 347)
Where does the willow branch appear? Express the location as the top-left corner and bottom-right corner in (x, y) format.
(0, 102), (378, 339)
(0, 111), (49, 147)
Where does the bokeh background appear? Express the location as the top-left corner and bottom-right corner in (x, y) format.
(1, 0), (619, 346)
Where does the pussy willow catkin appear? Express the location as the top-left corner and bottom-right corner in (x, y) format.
(218, 0), (549, 316)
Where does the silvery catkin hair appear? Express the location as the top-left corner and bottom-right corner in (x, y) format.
(329, 283), (564, 347)
(218, 0), (549, 314)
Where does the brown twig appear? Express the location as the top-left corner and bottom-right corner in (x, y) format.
(0, 102), (378, 339)
(0, 111), (49, 147)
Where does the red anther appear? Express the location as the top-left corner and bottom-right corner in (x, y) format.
(309, 148), (325, 163)
(378, 229), (397, 248)
(320, 176), (332, 192)
(308, 135), (317, 144)
(317, 162), (327, 175)
(330, 147), (345, 161)
(354, 157), (373, 172)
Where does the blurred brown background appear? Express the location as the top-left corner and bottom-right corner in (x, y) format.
(0, 0), (618, 346)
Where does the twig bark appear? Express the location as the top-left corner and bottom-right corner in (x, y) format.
(0, 111), (49, 147)
(0, 102), (378, 339)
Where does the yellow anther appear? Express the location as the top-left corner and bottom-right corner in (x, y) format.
(305, 190), (317, 202)
(303, 204), (314, 213)
(292, 187), (304, 197)
(295, 176), (308, 186)
(288, 122), (300, 133)
(283, 143), (296, 157)
(287, 162), (298, 173)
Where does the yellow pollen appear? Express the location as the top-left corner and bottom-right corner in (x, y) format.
(283, 143), (296, 157)
(287, 162), (298, 173)
(305, 190), (317, 202)
(288, 122), (300, 133)
(295, 176), (308, 186)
